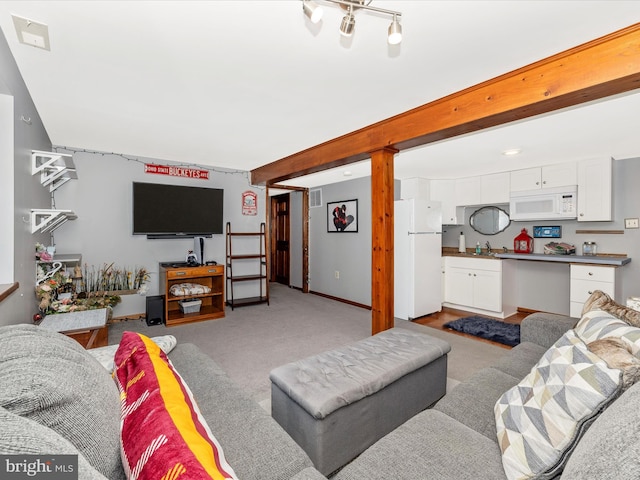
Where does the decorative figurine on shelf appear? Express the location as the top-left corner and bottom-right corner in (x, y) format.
(186, 250), (198, 266)
(35, 242), (53, 261)
(514, 228), (533, 254)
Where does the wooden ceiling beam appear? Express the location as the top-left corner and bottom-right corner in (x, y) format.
(251, 23), (640, 186)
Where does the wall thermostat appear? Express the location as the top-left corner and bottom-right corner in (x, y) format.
(533, 226), (562, 238)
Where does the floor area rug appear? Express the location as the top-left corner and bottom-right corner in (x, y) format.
(443, 316), (520, 347)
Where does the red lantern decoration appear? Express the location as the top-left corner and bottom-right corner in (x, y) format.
(514, 228), (533, 254)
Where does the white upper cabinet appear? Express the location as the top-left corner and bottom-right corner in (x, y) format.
(399, 177), (431, 200)
(455, 177), (481, 206)
(430, 179), (462, 225)
(510, 163), (577, 192)
(577, 157), (612, 221)
(452, 172), (510, 207)
(480, 172), (510, 204)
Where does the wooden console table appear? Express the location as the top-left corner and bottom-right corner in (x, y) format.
(159, 263), (225, 326)
(39, 308), (109, 349)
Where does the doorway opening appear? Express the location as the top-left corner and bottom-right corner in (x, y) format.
(268, 187), (309, 293)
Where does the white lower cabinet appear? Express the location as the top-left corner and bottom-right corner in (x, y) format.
(569, 264), (620, 317)
(443, 256), (516, 318)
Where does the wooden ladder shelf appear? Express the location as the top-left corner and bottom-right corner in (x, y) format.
(225, 222), (269, 309)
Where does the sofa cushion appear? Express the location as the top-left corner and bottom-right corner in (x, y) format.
(168, 343), (315, 480)
(520, 312), (579, 349)
(114, 331), (238, 480)
(562, 380), (640, 480)
(491, 342), (548, 379)
(0, 406), (108, 480)
(574, 309), (640, 356)
(434, 367), (521, 440)
(495, 329), (622, 480)
(0, 324), (125, 480)
(334, 409), (506, 480)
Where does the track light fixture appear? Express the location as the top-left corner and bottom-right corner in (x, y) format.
(302, 0), (403, 45)
(339, 5), (355, 37)
(387, 14), (402, 45)
(302, 0), (323, 24)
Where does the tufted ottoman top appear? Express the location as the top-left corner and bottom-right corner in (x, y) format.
(269, 328), (451, 419)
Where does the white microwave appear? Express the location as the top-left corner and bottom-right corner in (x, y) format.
(509, 185), (577, 221)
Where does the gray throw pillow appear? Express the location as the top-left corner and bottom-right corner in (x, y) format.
(0, 324), (125, 480)
(0, 406), (108, 480)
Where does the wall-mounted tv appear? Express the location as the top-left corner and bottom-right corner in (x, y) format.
(132, 182), (224, 238)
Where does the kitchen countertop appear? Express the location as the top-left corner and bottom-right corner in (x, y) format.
(494, 252), (631, 266)
(441, 248), (631, 266)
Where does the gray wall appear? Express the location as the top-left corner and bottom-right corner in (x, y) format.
(309, 177), (372, 306)
(442, 158), (640, 315)
(289, 190), (304, 289)
(0, 27), (53, 326)
(52, 149), (265, 316)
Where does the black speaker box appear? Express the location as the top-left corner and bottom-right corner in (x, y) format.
(145, 295), (165, 326)
(194, 236), (205, 265)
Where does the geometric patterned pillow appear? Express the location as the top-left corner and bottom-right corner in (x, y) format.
(495, 329), (622, 480)
(113, 332), (238, 480)
(574, 309), (640, 356)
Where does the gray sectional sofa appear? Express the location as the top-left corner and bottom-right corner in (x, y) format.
(2, 307), (639, 480)
(0, 324), (326, 480)
(335, 310), (640, 479)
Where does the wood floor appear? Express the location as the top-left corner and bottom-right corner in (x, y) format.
(413, 307), (529, 350)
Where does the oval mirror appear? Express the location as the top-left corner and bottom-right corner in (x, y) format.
(469, 206), (511, 235)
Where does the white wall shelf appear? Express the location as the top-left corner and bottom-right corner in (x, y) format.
(32, 150), (77, 192)
(30, 150), (78, 234)
(31, 209), (77, 234)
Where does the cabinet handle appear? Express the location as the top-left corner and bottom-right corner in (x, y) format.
(176, 271), (186, 276)
(542, 180), (546, 185)
(580, 213), (584, 217)
(588, 290), (594, 294)
(536, 181), (540, 185)
(588, 272), (593, 276)
(208, 269), (218, 273)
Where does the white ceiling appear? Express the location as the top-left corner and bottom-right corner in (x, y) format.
(1, 1), (640, 189)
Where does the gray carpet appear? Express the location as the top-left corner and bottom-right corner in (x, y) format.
(109, 284), (510, 403)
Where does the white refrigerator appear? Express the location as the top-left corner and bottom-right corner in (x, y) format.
(394, 199), (442, 321)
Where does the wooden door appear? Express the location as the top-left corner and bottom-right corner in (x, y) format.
(271, 194), (290, 285)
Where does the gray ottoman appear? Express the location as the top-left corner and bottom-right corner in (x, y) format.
(269, 327), (451, 475)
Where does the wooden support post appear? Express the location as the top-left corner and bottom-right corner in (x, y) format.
(371, 148), (397, 335)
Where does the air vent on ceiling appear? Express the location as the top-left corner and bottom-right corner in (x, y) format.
(12, 15), (50, 51)
(309, 188), (322, 208)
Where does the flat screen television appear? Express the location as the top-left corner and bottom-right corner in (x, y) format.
(132, 182), (224, 238)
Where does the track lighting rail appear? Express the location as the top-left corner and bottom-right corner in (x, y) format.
(325, 0), (401, 17)
(302, 0), (403, 44)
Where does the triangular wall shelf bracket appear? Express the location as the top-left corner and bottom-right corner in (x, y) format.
(32, 150), (78, 192)
(30, 209), (78, 234)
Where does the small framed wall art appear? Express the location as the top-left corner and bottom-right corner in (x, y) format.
(327, 199), (358, 233)
(533, 226), (562, 238)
